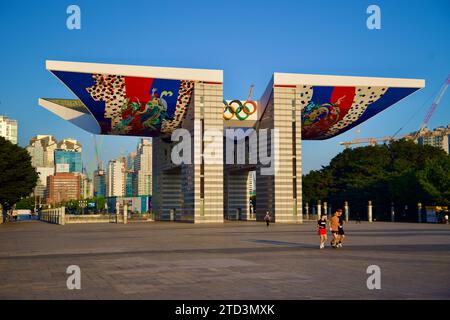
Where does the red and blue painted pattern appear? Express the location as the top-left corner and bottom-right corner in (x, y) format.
(51, 71), (194, 136)
(50, 70), (419, 140)
(300, 85), (420, 140)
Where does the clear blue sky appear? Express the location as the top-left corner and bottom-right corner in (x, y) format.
(0, 0), (449, 174)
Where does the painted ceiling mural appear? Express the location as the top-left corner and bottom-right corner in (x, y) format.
(51, 71), (194, 136)
(299, 85), (420, 140)
(50, 70), (419, 140)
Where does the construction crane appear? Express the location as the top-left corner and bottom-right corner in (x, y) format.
(92, 134), (103, 171)
(340, 136), (395, 149)
(413, 74), (450, 140)
(340, 74), (450, 148)
(247, 84), (255, 101)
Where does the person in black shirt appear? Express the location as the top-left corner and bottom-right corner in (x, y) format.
(317, 214), (327, 249)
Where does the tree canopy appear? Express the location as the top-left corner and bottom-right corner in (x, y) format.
(0, 137), (38, 211)
(302, 139), (450, 221)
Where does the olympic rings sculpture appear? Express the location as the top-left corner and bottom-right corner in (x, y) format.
(223, 99), (257, 120)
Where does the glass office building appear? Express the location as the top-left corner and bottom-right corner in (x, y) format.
(54, 149), (82, 173)
(93, 169), (106, 197)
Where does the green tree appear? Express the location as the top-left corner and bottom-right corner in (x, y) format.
(92, 196), (106, 211)
(302, 168), (332, 205)
(327, 144), (391, 210)
(386, 140), (449, 218)
(302, 139), (450, 221)
(15, 196), (35, 210)
(388, 139), (446, 173)
(0, 137), (39, 217)
(417, 156), (450, 206)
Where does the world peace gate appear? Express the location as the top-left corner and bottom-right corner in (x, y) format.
(39, 60), (424, 223)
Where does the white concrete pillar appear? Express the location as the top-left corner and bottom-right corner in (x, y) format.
(255, 86), (302, 224)
(317, 200), (322, 219)
(116, 201), (120, 224)
(123, 202), (128, 225)
(344, 201), (349, 222)
(305, 203), (309, 221)
(368, 200), (373, 223)
(323, 202), (328, 218)
(418, 202), (422, 223)
(60, 206), (66, 225)
(391, 203), (395, 222)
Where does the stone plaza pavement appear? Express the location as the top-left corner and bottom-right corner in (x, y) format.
(0, 220), (449, 299)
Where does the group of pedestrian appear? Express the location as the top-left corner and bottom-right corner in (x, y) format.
(317, 209), (345, 249)
(263, 209), (347, 250)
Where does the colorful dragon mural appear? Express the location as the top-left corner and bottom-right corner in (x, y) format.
(299, 85), (419, 139)
(50, 71), (194, 137)
(49, 70), (420, 140)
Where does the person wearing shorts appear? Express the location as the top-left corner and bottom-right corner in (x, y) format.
(330, 210), (340, 248)
(317, 214), (327, 249)
(337, 209), (345, 248)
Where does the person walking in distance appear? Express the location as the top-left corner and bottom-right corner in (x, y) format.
(317, 214), (327, 249)
(337, 209), (345, 248)
(330, 210), (340, 248)
(355, 212), (362, 224)
(264, 211), (272, 227)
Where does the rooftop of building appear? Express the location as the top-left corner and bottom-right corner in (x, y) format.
(0, 115), (18, 123)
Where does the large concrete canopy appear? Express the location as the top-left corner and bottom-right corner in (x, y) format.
(259, 72), (425, 139)
(40, 60), (223, 137)
(39, 60), (424, 140)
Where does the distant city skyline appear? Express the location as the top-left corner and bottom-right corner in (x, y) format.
(1, 0), (449, 174)
(24, 132), (154, 204)
(22, 131), (144, 177)
(17, 121), (450, 176)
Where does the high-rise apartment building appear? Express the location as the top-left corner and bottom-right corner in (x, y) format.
(80, 173), (94, 199)
(125, 172), (134, 197)
(107, 158), (126, 197)
(46, 172), (81, 205)
(26, 135), (57, 168)
(57, 138), (82, 152)
(27, 135), (58, 200)
(416, 125), (450, 154)
(127, 152), (137, 171)
(34, 167), (54, 198)
(0, 116), (18, 144)
(126, 151), (137, 196)
(134, 139), (152, 196)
